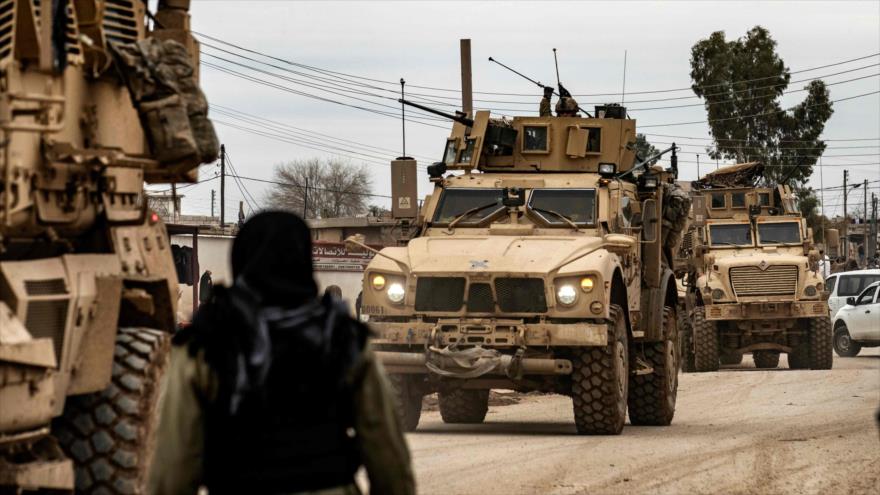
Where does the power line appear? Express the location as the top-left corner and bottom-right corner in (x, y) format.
(643, 133), (880, 142)
(639, 90), (880, 127)
(229, 174), (393, 200)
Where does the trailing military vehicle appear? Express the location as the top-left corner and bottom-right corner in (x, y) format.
(0, 1), (217, 492)
(677, 162), (832, 372)
(350, 93), (691, 435)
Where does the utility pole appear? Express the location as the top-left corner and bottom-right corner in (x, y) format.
(696, 154), (700, 179)
(460, 39), (473, 117)
(302, 178), (309, 219)
(843, 169), (848, 259)
(171, 183), (178, 222)
(871, 193), (878, 262)
(864, 178), (869, 267)
(220, 144), (226, 227)
(211, 189), (216, 218)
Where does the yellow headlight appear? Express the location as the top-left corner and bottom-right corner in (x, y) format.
(371, 274), (386, 290)
(580, 277), (594, 292)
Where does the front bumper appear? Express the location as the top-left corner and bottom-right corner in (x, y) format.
(370, 318), (608, 348)
(704, 301), (828, 321)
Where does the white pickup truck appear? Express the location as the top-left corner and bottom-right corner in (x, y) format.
(830, 280), (880, 357)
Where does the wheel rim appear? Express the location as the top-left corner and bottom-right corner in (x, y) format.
(665, 340), (677, 395)
(836, 332), (851, 352)
(615, 341), (626, 398)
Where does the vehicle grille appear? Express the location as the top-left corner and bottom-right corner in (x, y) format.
(467, 283), (494, 313)
(25, 300), (69, 363)
(415, 277), (465, 312)
(729, 265), (798, 297)
(103, 0), (140, 45)
(495, 278), (548, 313)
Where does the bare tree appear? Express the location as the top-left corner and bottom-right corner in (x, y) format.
(267, 158), (373, 218)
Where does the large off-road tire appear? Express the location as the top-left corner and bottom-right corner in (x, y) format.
(438, 388), (489, 424)
(720, 353), (744, 365)
(692, 307), (719, 372)
(833, 323), (862, 357)
(388, 374), (423, 432)
(788, 345), (809, 370)
(628, 306), (679, 426)
(571, 304), (628, 435)
(752, 351), (780, 369)
(53, 327), (170, 494)
(679, 311), (696, 373)
(808, 317), (834, 370)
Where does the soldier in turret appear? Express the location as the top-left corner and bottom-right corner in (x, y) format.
(539, 86), (554, 116)
(556, 95), (580, 117)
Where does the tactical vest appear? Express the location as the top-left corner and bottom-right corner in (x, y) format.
(198, 294), (366, 494)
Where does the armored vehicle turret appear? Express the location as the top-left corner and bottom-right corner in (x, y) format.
(354, 95), (691, 435)
(677, 163), (832, 371)
(0, 1), (216, 491)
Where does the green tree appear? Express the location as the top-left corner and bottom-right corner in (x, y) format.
(633, 134), (660, 165)
(689, 26), (833, 186)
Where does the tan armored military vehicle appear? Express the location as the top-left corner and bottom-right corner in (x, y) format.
(0, 1), (216, 492)
(352, 100), (690, 435)
(678, 163), (831, 372)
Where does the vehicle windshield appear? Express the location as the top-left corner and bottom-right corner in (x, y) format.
(433, 188), (504, 225)
(758, 221), (801, 244)
(529, 189), (596, 225)
(838, 274), (880, 296)
(709, 224), (752, 246)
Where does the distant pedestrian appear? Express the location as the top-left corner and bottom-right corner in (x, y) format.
(199, 269), (213, 304)
(148, 211), (415, 495)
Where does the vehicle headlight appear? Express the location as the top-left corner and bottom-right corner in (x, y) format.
(387, 282), (405, 303)
(712, 288), (725, 301)
(557, 285), (578, 306)
(804, 285), (817, 297)
(371, 274), (386, 290)
(580, 277), (595, 292)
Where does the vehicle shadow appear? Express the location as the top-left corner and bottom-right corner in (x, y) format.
(414, 421), (576, 436)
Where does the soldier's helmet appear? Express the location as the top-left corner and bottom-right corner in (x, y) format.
(543, 86), (554, 98)
(555, 96), (579, 115)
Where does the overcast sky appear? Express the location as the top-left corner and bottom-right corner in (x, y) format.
(157, 0), (880, 220)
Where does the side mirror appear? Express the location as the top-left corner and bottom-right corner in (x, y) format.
(846, 297), (856, 306)
(642, 199), (658, 243)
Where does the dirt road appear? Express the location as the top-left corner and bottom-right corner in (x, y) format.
(406, 350), (880, 495)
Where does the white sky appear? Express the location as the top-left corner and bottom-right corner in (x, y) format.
(156, 0), (880, 220)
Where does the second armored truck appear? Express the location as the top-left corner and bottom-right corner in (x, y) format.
(355, 101), (689, 435)
(678, 164), (832, 371)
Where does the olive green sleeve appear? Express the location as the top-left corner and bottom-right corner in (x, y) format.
(147, 346), (215, 495)
(352, 346), (417, 495)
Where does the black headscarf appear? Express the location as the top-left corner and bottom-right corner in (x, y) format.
(230, 211), (318, 306)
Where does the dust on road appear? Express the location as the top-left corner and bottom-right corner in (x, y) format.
(406, 350), (880, 495)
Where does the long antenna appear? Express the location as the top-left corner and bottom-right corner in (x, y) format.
(553, 48), (561, 88)
(488, 57), (544, 88)
(400, 78), (406, 158)
(621, 50), (628, 105)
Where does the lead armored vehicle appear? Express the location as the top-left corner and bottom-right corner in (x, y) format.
(353, 99), (690, 435)
(1, 1), (216, 492)
(678, 163), (831, 371)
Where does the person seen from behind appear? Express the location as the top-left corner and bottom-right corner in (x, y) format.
(148, 211), (416, 495)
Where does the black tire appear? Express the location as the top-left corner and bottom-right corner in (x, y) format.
(53, 327), (170, 495)
(808, 317), (834, 369)
(571, 304), (628, 435)
(753, 351), (780, 369)
(788, 345), (809, 370)
(679, 311), (696, 373)
(692, 307), (719, 372)
(628, 306), (679, 426)
(388, 374), (423, 432)
(720, 353), (743, 365)
(438, 388), (489, 424)
(833, 324), (862, 357)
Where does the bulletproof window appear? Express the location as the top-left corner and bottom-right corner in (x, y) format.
(758, 192), (771, 206)
(711, 193), (726, 209)
(757, 221), (801, 245)
(731, 192), (746, 208)
(443, 139), (458, 166)
(523, 125), (549, 152)
(432, 188), (504, 225)
(458, 138), (477, 164)
(529, 189), (596, 226)
(708, 224), (752, 246)
(586, 127), (602, 153)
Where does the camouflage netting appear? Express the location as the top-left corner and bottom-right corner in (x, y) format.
(662, 181), (692, 255)
(111, 38), (219, 168)
(693, 161), (764, 189)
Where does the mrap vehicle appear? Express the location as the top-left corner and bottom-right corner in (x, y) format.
(351, 99), (691, 435)
(0, 0), (216, 492)
(677, 163), (831, 372)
